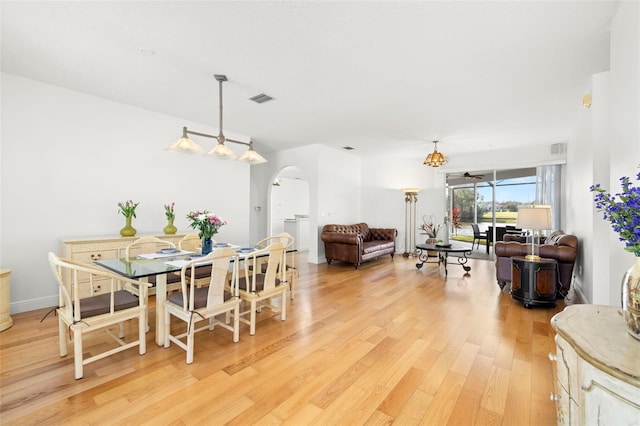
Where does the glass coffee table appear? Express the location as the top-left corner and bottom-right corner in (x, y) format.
(415, 243), (471, 276)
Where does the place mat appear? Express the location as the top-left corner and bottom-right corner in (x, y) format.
(137, 250), (192, 260)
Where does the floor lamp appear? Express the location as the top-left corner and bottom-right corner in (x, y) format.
(402, 188), (420, 257)
(516, 205), (552, 261)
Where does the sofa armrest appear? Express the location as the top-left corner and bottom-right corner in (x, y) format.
(321, 231), (362, 245)
(369, 228), (397, 241)
(494, 241), (528, 257)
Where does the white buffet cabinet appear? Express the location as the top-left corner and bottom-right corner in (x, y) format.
(550, 305), (640, 425)
(61, 234), (185, 298)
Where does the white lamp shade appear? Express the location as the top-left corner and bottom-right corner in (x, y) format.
(401, 187), (421, 194)
(207, 142), (238, 160)
(516, 206), (552, 230)
(238, 148), (268, 165)
(165, 136), (204, 154)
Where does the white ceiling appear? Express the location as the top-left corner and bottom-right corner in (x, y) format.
(1, 1), (618, 160)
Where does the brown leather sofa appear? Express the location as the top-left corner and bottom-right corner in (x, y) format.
(494, 230), (578, 297)
(321, 223), (397, 269)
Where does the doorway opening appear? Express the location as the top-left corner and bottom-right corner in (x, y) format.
(269, 166), (310, 251)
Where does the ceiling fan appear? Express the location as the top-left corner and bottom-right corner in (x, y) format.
(449, 172), (485, 180)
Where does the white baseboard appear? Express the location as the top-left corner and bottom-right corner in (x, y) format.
(11, 295), (58, 315)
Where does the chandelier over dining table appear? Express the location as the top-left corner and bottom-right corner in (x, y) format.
(166, 74), (268, 165)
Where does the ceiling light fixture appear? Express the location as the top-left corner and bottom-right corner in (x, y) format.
(423, 140), (447, 167)
(166, 74), (267, 165)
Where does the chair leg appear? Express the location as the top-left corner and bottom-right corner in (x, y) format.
(232, 304), (240, 343)
(73, 328), (84, 379)
(186, 319), (195, 364)
(250, 300), (257, 335)
(59, 317), (68, 357)
(164, 306), (171, 348)
(138, 310), (146, 355)
(281, 291), (287, 321)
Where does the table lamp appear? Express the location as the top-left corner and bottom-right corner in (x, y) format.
(516, 205), (551, 261)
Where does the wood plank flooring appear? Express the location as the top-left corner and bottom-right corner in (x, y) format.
(0, 253), (564, 425)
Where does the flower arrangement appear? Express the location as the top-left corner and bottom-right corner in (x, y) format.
(419, 215), (442, 238)
(451, 207), (461, 235)
(164, 202), (175, 220)
(117, 200), (139, 218)
(186, 210), (227, 239)
(590, 167), (640, 255)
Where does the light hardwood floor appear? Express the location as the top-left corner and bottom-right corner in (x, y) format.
(0, 253), (564, 425)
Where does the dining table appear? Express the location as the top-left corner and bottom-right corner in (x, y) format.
(94, 243), (259, 346)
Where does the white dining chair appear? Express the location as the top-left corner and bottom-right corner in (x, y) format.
(235, 241), (287, 335)
(164, 247), (241, 364)
(48, 252), (151, 379)
(255, 232), (296, 299)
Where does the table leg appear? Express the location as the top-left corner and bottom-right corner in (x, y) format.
(155, 274), (167, 346)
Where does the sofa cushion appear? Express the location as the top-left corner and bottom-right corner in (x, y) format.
(363, 240), (394, 254)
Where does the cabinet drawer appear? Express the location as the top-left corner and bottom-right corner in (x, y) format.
(71, 277), (111, 298)
(72, 249), (119, 263)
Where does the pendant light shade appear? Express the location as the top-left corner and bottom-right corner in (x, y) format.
(207, 141), (238, 159)
(168, 74), (267, 164)
(237, 143), (268, 164)
(423, 141), (447, 167)
(165, 128), (205, 154)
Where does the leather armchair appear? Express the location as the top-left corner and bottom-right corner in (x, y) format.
(494, 230), (578, 296)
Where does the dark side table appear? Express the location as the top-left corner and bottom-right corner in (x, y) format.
(510, 256), (557, 308)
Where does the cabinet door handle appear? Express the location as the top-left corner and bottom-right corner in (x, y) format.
(548, 352), (557, 362)
(549, 393), (560, 402)
(90, 253), (102, 260)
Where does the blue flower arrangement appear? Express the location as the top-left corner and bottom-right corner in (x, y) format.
(590, 166), (640, 256)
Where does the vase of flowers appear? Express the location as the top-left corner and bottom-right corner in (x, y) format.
(163, 202), (177, 235)
(419, 215), (442, 242)
(419, 215), (441, 257)
(117, 200), (139, 237)
(591, 166), (640, 340)
(186, 210), (227, 254)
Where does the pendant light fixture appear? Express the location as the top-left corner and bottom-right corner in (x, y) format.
(423, 140), (447, 167)
(166, 74), (267, 165)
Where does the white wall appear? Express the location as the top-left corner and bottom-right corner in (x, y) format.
(1, 73), (251, 313)
(565, 1), (639, 306)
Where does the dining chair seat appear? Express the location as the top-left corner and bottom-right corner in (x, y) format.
(168, 287), (235, 310)
(237, 275), (283, 293)
(79, 290), (140, 318)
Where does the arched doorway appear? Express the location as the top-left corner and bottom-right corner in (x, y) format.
(270, 166), (310, 251)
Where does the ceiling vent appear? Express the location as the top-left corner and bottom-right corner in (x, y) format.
(550, 143), (566, 155)
(249, 93), (273, 104)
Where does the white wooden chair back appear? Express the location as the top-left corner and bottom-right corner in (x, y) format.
(255, 232), (295, 297)
(178, 233), (205, 252)
(175, 247), (238, 311)
(125, 236), (175, 260)
(242, 242), (284, 293)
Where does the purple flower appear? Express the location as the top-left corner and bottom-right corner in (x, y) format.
(591, 166), (640, 255)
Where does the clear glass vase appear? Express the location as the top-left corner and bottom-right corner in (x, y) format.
(621, 256), (640, 341)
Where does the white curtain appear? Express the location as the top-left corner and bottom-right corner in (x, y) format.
(536, 164), (563, 232)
